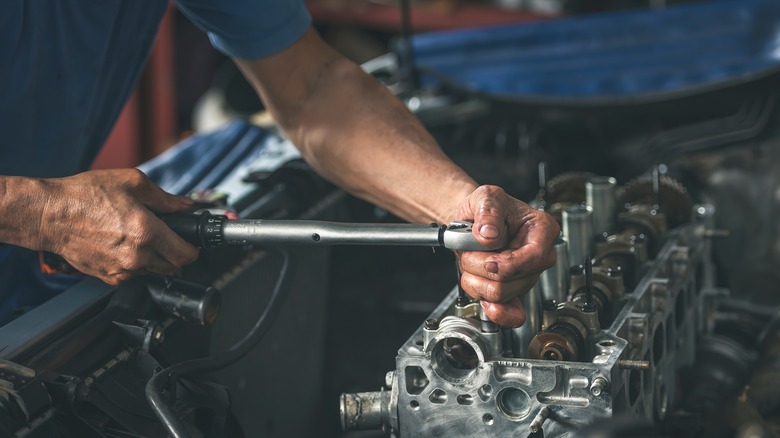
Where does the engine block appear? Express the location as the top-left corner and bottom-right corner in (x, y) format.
(341, 174), (719, 437)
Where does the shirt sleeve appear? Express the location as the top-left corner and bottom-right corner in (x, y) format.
(175, 0), (312, 59)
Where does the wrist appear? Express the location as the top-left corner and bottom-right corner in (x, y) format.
(436, 177), (479, 224)
(36, 177), (68, 253)
(0, 176), (59, 251)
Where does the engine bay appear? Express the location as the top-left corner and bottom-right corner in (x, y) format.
(4, 13), (780, 436)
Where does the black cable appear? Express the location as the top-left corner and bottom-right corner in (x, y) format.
(93, 382), (159, 422)
(145, 249), (294, 438)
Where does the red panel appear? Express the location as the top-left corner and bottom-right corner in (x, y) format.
(91, 2), (177, 170)
(307, 1), (556, 32)
(91, 91), (141, 169)
(146, 4), (178, 158)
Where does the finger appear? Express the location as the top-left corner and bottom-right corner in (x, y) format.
(143, 256), (181, 276)
(479, 241), (556, 282)
(130, 170), (193, 214)
(460, 271), (538, 304)
(481, 298), (526, 328)
(150, 217), (200, 267)
(115, 244), (181, 277)
(459, 248), (549, 282)
(468, 186), (509, 248)
(100, 255), (178, 284)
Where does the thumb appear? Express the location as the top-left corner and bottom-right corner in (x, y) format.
(470, 186), (508, 246)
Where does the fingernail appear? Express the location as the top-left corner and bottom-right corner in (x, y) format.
(485, 261), (499, 274)
(479, 224), (500, 239)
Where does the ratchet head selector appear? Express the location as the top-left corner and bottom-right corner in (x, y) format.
(440, 221), (507, 251)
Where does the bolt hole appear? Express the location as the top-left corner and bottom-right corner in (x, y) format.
(415, 339), (423, 346)
(404, 366), (429, 395)
(429, 388), (448, 404)
(478, 384), (493, 401)
(497, 388), (532, 420)
(311, 233), (321, 242)
(457, 394), (474, 405)
(483, 413), (494, 425)
(599, 340), (616, 347)
(410, 400), (420, 411)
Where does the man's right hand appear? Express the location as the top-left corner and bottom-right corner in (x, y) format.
(38, 169), (199, 285)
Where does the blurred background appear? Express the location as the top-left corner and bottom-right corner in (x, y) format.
(92, 0), (705, 170)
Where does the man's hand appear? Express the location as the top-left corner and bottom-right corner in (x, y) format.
(40, 169), (199, 285)
(451, 185), (560, 327)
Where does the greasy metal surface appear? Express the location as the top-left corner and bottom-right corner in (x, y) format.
(341, 179), (716, 436)
(539, 237), (570, 303)
(562, 205), (594, 268)
(617, 174), (693, 230)
(586, 176), (617, 237)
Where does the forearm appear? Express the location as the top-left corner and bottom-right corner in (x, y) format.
(235, 28), (560, 327)
(236, 30), (477, 224)
(0, 175), (55, 251)
(291, 61), (476, 223)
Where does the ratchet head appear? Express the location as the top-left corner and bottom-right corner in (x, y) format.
(441, 221), (508, 251)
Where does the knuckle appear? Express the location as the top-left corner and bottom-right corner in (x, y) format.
(120, 253), (144, 271)
(126, 168), (148, 185)
(183, 248), (199, 264)
(173, 248), (198, 267)
(543, 251), (557, 270)
(507, 313), (526, 328)
(124, 212), (146, 231)
(492, 301), (526, 328)
(485, 307), (510, 327)
(136, 231), (154, 247)
(531, 247), (550, 269)
(109, 272), (132, 285)
(481, 282), (504, 303)
(476, 185), (505, 197)
(546, 210), (559, 225)
(126, 216), (155, 244)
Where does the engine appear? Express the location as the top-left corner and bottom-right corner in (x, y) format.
(340, 171), (723, 437)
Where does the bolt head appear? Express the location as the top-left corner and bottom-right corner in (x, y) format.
(153, 328), (164, 343)
(590, 376), (608, 397)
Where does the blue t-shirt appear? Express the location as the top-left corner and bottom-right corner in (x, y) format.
(0, 0), (311, 178)
(0, 0), (311, 325)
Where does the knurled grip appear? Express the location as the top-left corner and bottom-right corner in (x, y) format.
(161, 212), (225, 248)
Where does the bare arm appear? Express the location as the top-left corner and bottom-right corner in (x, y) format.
(235, 28), (477, 224)
(236, 28), (559, 326)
